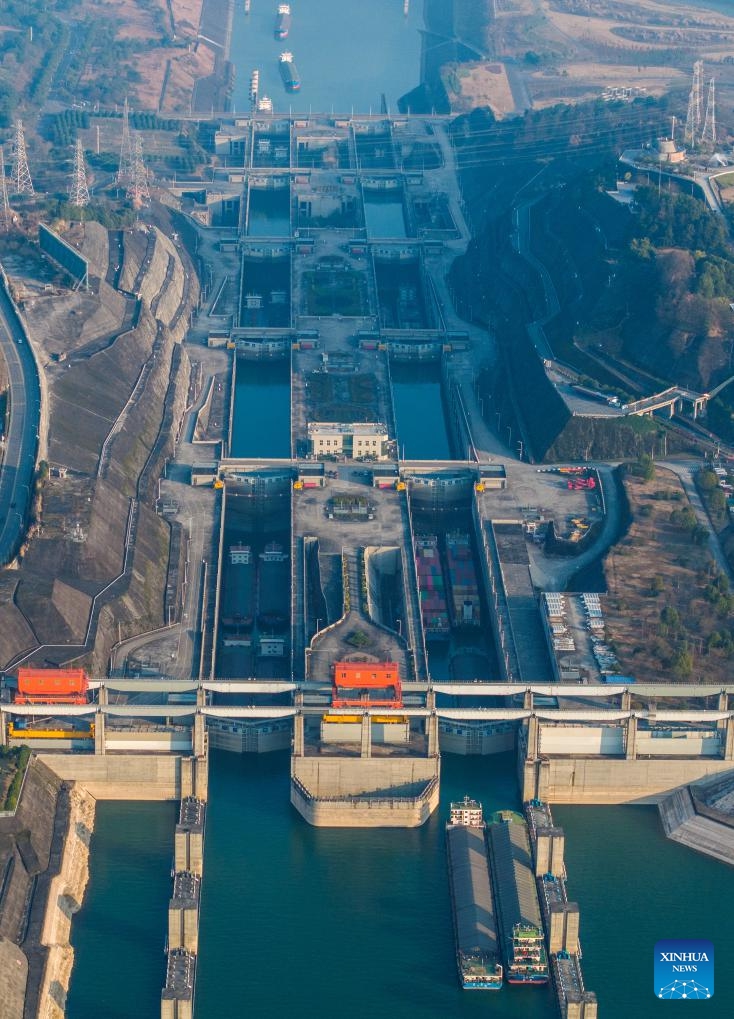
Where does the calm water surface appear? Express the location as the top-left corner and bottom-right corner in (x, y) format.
(230, 0), (423, 115)
(391, 363), (452, 459)
(67, 802), (177, 1019)
(230, 360), (291, 457)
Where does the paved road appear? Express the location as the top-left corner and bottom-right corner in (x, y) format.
(0, 273), (40, 565)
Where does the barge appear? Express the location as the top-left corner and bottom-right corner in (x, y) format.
(414, 535), (450, 639)
(488, 811), (549, 986)
(444, 532), (480, 627)
(279, 51), (301, 92)
(446, 798), (503, 991)
(274, 4), (291, 39)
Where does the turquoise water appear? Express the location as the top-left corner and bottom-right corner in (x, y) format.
(67, 758), (734, 1019)
(230, 360), (291, 457)
(364, 195), (408, 238)
(391, 363), (452, 459)
(230, 0), (423, 115)
(66, 802), (177, 1019)
(195, 751), (553, 1019)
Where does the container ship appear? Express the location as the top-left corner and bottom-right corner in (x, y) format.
(279, 51), (301, 92)
(446, 798), (503, 991)
(274, 4), (291, 39)
(488, 811), (549, 986)
(414, 535), (450, 639)
(444, 532), (481, 628)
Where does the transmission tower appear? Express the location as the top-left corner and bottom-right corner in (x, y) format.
(684, 60), (703, 147)
(701, 77), (717, 147)
(126, 132), (150, 205)
(117, 97), (134, 187)
(0, 146), (12, 231)
(10, 119), (34, 195)
(69, 138), (90, 208)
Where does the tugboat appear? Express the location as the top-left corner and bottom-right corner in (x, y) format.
(274, 3), (291, 39)
(279, 51), (301, 92)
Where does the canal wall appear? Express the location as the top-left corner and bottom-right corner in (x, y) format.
(523, 755), (734, 805)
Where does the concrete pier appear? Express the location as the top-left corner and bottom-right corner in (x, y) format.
(174, 797), (206, 875)
(526, 800), (598, 1019)
(168, 872), (201, 953)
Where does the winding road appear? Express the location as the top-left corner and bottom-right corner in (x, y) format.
(0, 271), (40, 565)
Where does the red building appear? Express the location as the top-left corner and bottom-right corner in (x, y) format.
(332, 662), (402, 709)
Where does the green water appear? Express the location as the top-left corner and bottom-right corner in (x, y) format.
(66, 802), (177, 1019)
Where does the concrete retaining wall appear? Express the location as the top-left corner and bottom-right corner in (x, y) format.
(292, 755), (437, 796)
(37, 784), (95, 1019)
(525, 756), (734, 804)
(39, 754), (182, 800)
(291, 774), (439, 828)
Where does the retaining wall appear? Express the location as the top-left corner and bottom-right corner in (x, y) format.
(39, 754), (182, 801)
(524, 756), (734, 804)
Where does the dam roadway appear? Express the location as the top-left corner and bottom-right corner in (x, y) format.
(0, 267), (40, 565)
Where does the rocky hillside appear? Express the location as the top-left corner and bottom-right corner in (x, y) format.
(0, 212), (199, 671)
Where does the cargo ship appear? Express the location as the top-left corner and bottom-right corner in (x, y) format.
(279, 51), (300, 92)
(446, 798), (503, 991)
(444, 532), (481, 627)
(274, 4), (291, 39)
(488, 811), (550, 986)
(414, 535), (450, 639)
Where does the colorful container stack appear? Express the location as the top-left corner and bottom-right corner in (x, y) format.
(415, 535), (450, 639)
(445, 532), (481, 628)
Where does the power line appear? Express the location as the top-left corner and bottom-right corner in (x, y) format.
(701, 77), (717, 148)
(126, 132), (150, 205)
(684, 60), (703, 147)
(69, 137), (90, 208)
(0, 146), (12, 231)
(117, 96), (134, 187)
(10, 119), (34, 196)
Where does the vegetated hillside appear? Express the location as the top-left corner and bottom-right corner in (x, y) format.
(448, 96), (734, 458)
(602, 466), (734, 683)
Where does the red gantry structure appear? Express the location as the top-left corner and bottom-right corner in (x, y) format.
(331, 662), (402, 710)
(15, 668), (89, 705)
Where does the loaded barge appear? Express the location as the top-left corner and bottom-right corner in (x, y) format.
(488, 811), (549, 986)
(525, 799), (598, 1018)
(414, 535), (450, 639)
(279, 51), (301, 92)
(446, 798), (503, 990)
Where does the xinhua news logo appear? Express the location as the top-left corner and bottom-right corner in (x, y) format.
(654, 940), (714, 1000)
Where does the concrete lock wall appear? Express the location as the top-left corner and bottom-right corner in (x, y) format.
(39, 754), (182, 800)
(292, 756), (437, 797)
(291, 756), (440, 827)
(525, 756), (734, 804)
